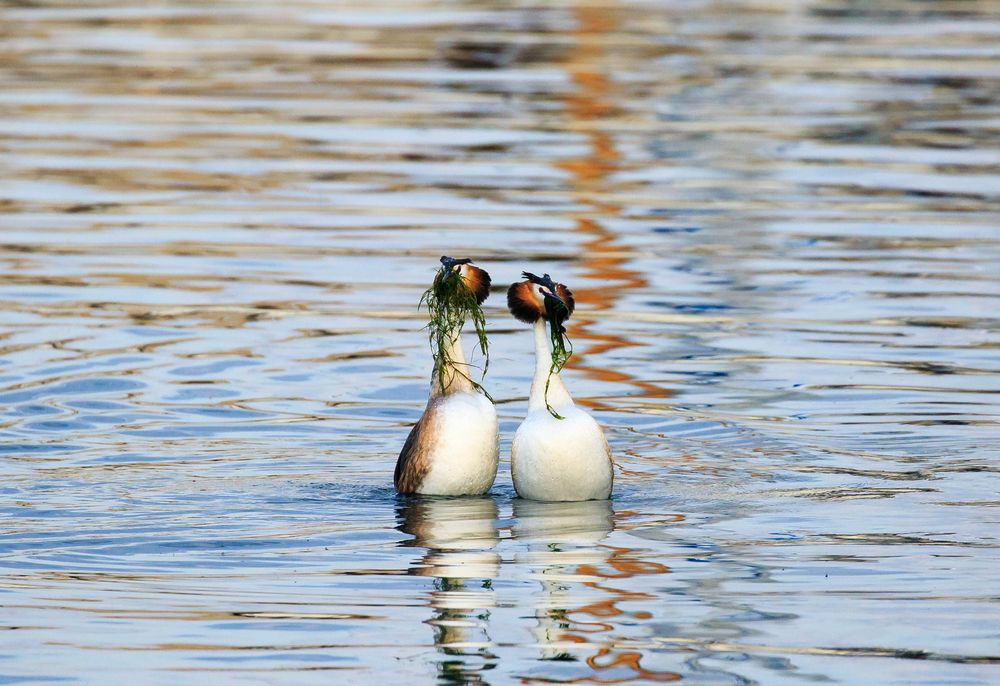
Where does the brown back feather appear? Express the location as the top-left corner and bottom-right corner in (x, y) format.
(394, 402), (441, 493)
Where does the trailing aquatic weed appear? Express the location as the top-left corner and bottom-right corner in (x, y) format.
(542, 293), (573, 419)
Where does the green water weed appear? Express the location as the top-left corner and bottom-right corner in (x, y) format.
(418, 261), (492, 401)
(541, 294), (573, 419)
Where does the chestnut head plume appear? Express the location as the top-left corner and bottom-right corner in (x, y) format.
(507, 272), (575, 325)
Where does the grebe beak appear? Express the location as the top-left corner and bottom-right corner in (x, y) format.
(541, 287), (565, 309)
(540, 287), (570, 334)
(523, 272), (563, 304)
(441, 255), (473, 270)
(440, 255), (476, 286)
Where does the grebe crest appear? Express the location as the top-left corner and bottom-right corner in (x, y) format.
(394, 257), (499, 496)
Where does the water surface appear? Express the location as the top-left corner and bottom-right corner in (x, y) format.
(1, 1), (999, 684)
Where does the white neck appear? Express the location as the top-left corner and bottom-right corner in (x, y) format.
(430, 327), (475, 397)
(529, 319), (573, 413)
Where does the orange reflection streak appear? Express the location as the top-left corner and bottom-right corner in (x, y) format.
(556, 5), (671, 408)
(522, 8), (681, 680)
(562, 544), (677, 682)
(587, 649), (683, 683)
(613, 510), (686, 527)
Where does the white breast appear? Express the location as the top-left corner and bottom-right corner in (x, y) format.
(511, 405), (613, 502)
(417, 391), (499, 496)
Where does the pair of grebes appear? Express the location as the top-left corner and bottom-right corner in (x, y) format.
(395, 257), (613, 502)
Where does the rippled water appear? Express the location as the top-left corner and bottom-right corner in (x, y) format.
(2, 1), (999, 683)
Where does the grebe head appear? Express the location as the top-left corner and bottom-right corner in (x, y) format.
(437, 255), (491, 305)
(506, 271), (575, 326)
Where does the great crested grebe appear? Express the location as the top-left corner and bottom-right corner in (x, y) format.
(507, 272), (613, 501)
(394, 257), (499, 496)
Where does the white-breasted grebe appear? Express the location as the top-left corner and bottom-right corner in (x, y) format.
(394, 257), (499, 496)
(507, 272), (613, 501)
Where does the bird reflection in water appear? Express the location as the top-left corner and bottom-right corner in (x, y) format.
(397, 496), (500, 684)
(513, 499), (615, 662)
(512, 500), (680, 683)
(399, 498), (679, 683)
